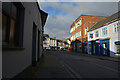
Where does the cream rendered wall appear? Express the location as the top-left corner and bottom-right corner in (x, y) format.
(2, 2), (43, 78)
(88, 20), (120, 57)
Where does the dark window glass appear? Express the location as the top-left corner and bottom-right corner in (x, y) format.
(2, 2), (11, 15)
(2, 14), (7, 42)
(2, 2), (24, 47)
(9, 19), (15, 46)
(11, 3), (17, 19)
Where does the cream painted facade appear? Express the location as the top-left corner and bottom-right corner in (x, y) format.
(88, 20), (120, 57)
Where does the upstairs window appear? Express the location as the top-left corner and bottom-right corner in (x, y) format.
(114, 23), (119, 32)
(90, 34), (93, 39)
(85, 27), (88, 35)
(79, 30), (81, 36)
(95, 31), (99, 37)
(102, 28), (107, 35)
(2, 2), (24, 47)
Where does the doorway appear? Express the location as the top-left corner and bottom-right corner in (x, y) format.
(37, 30), (40, 61)
(100, 39), (110, 56)
(32, 22), (37, 66)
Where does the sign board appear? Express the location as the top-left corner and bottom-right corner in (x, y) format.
(96, 40), (100, 43)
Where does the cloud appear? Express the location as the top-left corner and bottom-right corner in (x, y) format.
(38, 0), (119, 2)
(44, 14), (74, 40)
(40, 2), (118, 40)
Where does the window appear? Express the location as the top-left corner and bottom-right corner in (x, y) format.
(114, 23), (119, 32)
(115, 45), (120, 54)
(2, 2), (24, 47)
(95, 31), (99, 37)
(79, 30), (81, 36)
(70, 26), (75, 33)
(76, 20), (82, 28)
(85, 27), (88, 35)
(102, 28), (107, 35)
(90, 34), (93, 38)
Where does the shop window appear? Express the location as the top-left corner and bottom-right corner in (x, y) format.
(89, 44), (91, 53)
(2, 2), (24, 47)
(115, 45), (120, 54)
(103, 43), (107, 55)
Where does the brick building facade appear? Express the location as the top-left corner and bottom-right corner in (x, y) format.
(70, 15), (108, 53)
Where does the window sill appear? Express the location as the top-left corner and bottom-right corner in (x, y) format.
(2, 46), (25, 50)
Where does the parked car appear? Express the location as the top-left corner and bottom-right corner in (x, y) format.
(46, 49), (52, 51)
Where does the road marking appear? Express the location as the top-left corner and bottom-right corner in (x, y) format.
(59, 61), (83, 80)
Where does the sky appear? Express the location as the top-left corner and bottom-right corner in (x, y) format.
(39, 1), (119, 40)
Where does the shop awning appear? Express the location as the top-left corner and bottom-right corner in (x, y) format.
(115, 41), (120, 45)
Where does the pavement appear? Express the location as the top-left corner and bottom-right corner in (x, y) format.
(66, 51), (120, 62)
(10, 51), (120, 80)
(11, 51), (77, 80)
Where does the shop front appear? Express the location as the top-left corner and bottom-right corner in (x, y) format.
(95, 40), (101, 55)
(84, 41), (88, 54)
(114, 41), (120, 54)
(88, 41), (95, 55)
(100, 39), (110, 56)
(71, 40), (82, 52)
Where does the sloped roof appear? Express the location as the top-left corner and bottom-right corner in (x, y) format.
(44, 34), (49, 37)
(88, 11), (120, 32)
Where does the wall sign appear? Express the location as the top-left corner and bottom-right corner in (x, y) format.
(96, 40), (100, 43)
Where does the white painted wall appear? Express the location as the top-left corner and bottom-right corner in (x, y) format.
(2, 2), (43, 78)
(88, 20), (120, 57)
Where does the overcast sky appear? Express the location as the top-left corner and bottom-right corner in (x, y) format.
(39, 1), (119, 40)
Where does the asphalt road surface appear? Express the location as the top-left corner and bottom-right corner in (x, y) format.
(36, 51), (119, 79)
(13, 51), (120, 80)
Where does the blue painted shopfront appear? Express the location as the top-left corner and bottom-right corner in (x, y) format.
(95, 40), (100, 55)
(100, 39), (110, 56)
(88, 41), (95, 55)
(88, 39), (110, 56)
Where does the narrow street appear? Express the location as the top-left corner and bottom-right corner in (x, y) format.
(13, 51), (119, 79)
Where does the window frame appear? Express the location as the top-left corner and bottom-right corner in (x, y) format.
(2, 2), (25, 49)
(95, 31), (99, 37)
(102, 27), (107, 36)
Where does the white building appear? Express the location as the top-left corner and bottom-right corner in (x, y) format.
(43, 35), (57, 50)
(50, 38), (57, 50)
(43, 34), (51, 49)
(2, 2), (48, 79)
(88, 11), (120, 58)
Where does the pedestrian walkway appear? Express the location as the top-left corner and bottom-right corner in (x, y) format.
(12, 52), (75, 79)
(67, 51), (120, 62)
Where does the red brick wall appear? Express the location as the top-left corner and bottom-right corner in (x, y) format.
(70, 15), (108, 42)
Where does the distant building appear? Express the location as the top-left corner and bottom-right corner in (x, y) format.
(66, 37), (71, 47)
(70, 15), (108, 53)
(43, 35), (58, 51)
(88, 11), (120, 58)
(43, 34), (51, 50)
(57, 40), (63, 50)
(2, 2), (48, 79)
(50, 37), (57, 50)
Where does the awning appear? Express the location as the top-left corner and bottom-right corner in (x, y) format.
(115, 41), (120, 45)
